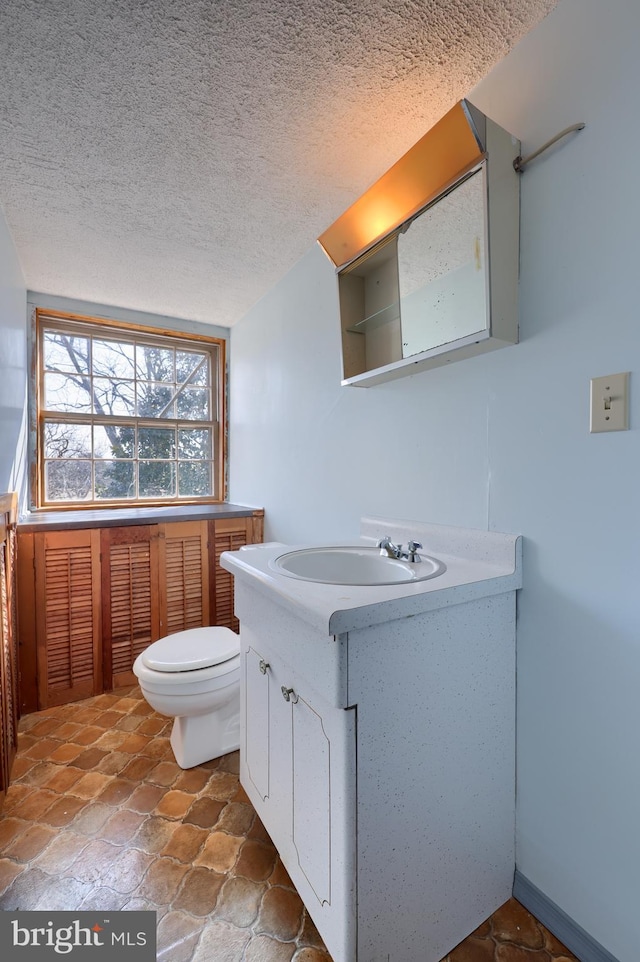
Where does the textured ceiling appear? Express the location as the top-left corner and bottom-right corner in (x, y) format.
(0, 0), (557, 328)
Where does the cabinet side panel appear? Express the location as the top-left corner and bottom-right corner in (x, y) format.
(486, 117), (520, 345)
(339, 273), (366, 379)
(16, 531), (38, 714)
(0, 573), (7, 798)
(0, 522), (19, 794)
(249, 510), (265, 546)
(349, 594), (516, 962)
(3, 524), (19, 772)
(0, 525), (20, 785)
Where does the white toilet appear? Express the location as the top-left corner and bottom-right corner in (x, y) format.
(133, 625), (240, 769)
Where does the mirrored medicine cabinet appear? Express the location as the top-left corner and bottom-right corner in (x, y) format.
(323, 101), (521, 387)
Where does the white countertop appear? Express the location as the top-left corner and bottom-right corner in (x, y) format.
(221, 517), (522, 635)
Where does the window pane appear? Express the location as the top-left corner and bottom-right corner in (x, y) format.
(92, 339), (135, 379)
(137, 383), (174, 418)
(176, 387), (210, 420)
(178, 428), (211, 459)
(176, 351), (209, 386)
(138, 427), (176, 459)
(43, 331), (90, 374)
(93, 377), (135, 416)
(139, 461), (175, 498)
(136, 345), (174, 382)
(95, 461), (135, 500)
(94, 425), (135, 459)
(178, 461), (212, 496)
(44, 422), (92, 458)
(45, 460), (92, 501)
(44, 373), (92, 413)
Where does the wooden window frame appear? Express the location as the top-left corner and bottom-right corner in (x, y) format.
(32, 308), (227, 509)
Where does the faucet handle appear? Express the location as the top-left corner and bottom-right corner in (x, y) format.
(407, 540), (423, 562)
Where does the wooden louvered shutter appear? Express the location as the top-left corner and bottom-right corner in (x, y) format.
(102, 526), (159, 689)
(0, 543), (9, 798)
(35, 529), (102, 708)
(158, 521), (209, 637)
(211, 518), (253, 631)
(0, 495), (19, 796)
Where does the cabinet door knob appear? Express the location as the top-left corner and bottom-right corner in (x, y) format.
(259, 660), (270, 674)
(281, 686), (298, 704)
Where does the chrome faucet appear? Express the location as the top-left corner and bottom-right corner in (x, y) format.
(377, 536), (402, 558)
(377, 536), (423, 563)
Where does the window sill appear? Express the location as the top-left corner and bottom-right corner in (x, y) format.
(18, 502), (263, 532)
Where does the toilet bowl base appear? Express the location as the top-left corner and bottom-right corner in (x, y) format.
(170, 708), (240, 769)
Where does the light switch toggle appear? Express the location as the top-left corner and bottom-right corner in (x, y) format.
(590, 372), (630, 433)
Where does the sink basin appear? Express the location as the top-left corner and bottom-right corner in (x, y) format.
(269, 546), (446, 586)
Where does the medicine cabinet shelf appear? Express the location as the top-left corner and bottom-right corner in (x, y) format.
(345, 301), (401, 336)
(325, 100), (521, 388)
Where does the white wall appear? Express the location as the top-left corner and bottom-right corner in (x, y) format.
(27, 291), (230, 344)
(0, 204), (27, 496)
(472, 3), (640, 958)
(229, 1), (640, 958)
(229, 244), (491, 540)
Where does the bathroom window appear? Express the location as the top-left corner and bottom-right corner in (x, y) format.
(33, 310), (226, 507)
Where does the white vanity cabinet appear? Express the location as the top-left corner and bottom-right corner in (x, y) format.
(222, 520), (522, 962)
(238, 589), (357, 962)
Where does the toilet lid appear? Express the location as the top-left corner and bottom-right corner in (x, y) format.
(141, 626), (239, 672)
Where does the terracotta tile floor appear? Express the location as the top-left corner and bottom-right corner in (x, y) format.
(0, 687), (579, 962)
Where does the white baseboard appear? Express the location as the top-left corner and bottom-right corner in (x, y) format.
(513, 871), (620, 962)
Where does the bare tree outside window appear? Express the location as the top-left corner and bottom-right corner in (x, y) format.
(36, 313), (224, 506)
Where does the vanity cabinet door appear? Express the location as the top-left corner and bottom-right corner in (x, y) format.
(241, 641), (293, 846)
(288, 687), (357, 962)
(240, 623), (357, 962)
(291, 693), (332, 904)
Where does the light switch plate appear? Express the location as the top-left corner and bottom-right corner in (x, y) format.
(590, 372), (629, 433)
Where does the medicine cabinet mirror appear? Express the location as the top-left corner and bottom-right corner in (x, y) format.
(398, 169), (486, 358)
(331, 102), (520, 387)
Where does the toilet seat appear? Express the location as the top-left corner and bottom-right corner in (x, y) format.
(141, 626), (239, 673)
